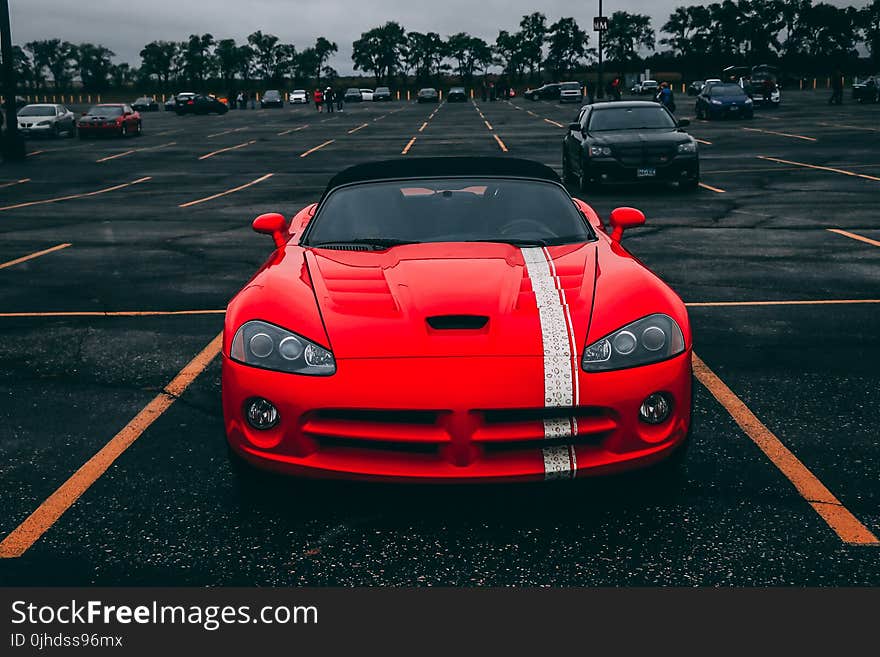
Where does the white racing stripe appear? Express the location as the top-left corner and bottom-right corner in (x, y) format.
(522, 247), (581, 480)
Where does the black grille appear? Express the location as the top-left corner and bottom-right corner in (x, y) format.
(614, 144), (675, 167)
(313, 409), (441, 424)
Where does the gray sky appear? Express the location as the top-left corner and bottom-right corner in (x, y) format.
(10, 0), (867, 75)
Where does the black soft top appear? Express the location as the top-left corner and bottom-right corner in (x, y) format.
(322, 157), (561, 200)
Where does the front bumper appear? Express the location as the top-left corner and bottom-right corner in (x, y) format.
(77, 123), (123, 134)
(585, 154), (699, 184)
(706, 104), (753, 118)
(17, 123), (54, 136)
(223, 352), (692, 483)
(560, 94), (583, 103)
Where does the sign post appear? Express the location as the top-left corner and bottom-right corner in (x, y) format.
(594, 2), (607, 99)
(0, 0), (26, 160)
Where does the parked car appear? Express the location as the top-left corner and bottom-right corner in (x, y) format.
(637, 80), (659, 96)
(524, 83), (561, 100)
(563, 101), (698, 191)
(359, 89), (375, 102)
(695, 83), (754, 120)
(724, 64), (781, 107)
(224, 157), (693, 483)
(16, 103), (77, 138)
(77, 104), (142, 138)
(344, 88), (363, 102)
(373, 86), (392, 101)
(261, 90), (284, 108)
(131, 96), (159, 112)
(687, 81), (705, 96)
(447, 87), (467, 102)
(176, 94), (228, 115)
(289, 89), (309, 104)
(165, 92), (195, 111)
(559, 81), (583, 103)
(852, 75), (880, 104)
(417, 88), (439, 103)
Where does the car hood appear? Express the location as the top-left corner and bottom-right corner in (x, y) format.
(591, 130), (690, 147)
(304, 242), (597, 359)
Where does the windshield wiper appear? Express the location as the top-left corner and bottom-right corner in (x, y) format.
(311, 238), (419, 249)
(469, 236), (591, 246)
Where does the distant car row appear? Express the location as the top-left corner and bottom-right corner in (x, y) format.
(524, 82), (584, 102)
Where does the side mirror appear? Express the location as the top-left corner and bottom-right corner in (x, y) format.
(252, 212), (290, 249)
(677, 118), (690, 128)
(568, 122), (581, 132)
(609, 207), (645, 243)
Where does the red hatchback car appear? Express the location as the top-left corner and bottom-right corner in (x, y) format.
(222, 158), (692, 484)
(77, 103), (142, 138)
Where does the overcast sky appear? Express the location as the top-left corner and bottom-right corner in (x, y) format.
(11, 0), (866, 75)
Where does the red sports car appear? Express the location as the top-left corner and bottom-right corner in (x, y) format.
(223, 158), (692, 483)
(77, 103), (142, 138)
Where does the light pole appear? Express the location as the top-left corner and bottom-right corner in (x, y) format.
(1, 0), (25, 161)
(596, 0), (604, 99)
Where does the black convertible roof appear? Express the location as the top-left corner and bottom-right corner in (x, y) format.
(322, 157), (560, 199)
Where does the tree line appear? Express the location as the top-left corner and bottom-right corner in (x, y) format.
(4, 0), (879, 93)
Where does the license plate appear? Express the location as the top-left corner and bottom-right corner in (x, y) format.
(729, 105), (739, 111)
(637, 168), (656, 178)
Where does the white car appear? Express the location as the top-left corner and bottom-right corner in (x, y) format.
(289, 89), (309, 104)
(17, 104), (77, 138)
(359, 88), (374, 102)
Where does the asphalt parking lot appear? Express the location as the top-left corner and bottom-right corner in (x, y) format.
(0, 90), (877, 585)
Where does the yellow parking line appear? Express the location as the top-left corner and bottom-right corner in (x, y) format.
(493, 134), (508, 152)
(178, 173), (274, 208)
(0, 178), (30, 189)
(418, 122), (428, 132)
(743, 127), (816, 142)
(693, 353), (878, 546)
(686, 299), (880, 308)
(347, 123), (369, 134)
(698, 182), (725, 193)
(26, 150), (45, 157)
(206, 126), (247, 139)
(827, 228), (880, 248)
(758, 156), (880, 182)
(0, 243), (72, 271)
(0, 177), (151, 213)
(0, 332), (224, 558)
(277, 124), (309, 136)
(402, 137), (417, 155)
(818, 122), (880, 133)
(96, 150), (135, 163)
(484, 119), (493, 131)
(526, 110), (538, 117)
(299, 140), (335, 158)
(543, 118), (564, 128)
(198, 140), (256, 160)
(694, 138), (712, 145)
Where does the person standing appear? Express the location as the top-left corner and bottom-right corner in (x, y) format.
(325, 87), (335, 113)
(314, 87), (324, 112)
(829, 70), (844, 105)
(336, 88), (344, 112)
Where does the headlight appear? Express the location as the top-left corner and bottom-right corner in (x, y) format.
(589, 145), (612, 157)
(745, 98), (753, 104)
(582, 314), (685, 372)
(230, 320), (335, 375)
(677, 141), (696, 153)
(710, 99), (722, 105)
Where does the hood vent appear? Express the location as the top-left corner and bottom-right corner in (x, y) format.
(317, 244), (373, 251)
(426, 315), (489, 330)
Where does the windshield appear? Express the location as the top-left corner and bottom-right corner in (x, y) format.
(711, 84), (746, 97)
(419, 89), (436, 95)
(264, 91), (280, 98)
(86, 106), (123, 116)
(376, 87), (390, 93)
(588, 106), (675, 131)
(135, 97), (150, 103)
(19, 106), (55, 117)
(560, 83), (581, 90)
(304, 178), (592, 247)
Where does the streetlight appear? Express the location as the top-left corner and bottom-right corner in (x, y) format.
(1, 0), (26, 161)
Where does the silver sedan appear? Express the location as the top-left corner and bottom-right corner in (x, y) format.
(17, 104), (77, 138)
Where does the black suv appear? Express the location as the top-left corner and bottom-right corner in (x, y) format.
(524, 83), (560, 100)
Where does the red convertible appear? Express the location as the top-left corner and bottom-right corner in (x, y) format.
(77, 103), (142, 138)
(222, 158), (692, 483)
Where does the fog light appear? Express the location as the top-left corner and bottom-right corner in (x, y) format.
(245, 397), (279, 430)
(639, 393), (671, 424)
